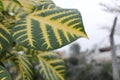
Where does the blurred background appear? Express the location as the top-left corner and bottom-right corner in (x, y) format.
(53, 0), (120, 80)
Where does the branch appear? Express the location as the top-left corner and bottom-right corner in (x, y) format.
(110, 16), (117, 38)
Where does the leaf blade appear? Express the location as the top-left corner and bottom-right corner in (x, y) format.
(12, 4), (87, 51)
(0, 23), (11, 52)
(0, 66), (12, 80)
(0, 0), (22, 14)
(37, 52), (66, 80)
(15, 54), (33, 80)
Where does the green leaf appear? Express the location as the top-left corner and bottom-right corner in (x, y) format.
(37, 52), (66, 80)
(12, 4), (88, 51)
(0, 23), (11, 52)
(0, 0), (22, 14)
(17, 0), (36, 13)
(0, 1), (3, 12)
(15, 44), (39, 55)
(0, 66), (12, 80)
(0, 0), (55, 13)
(15, 54), (33, 80)
(17, 0), (55, 13)
(32, 0), (55, 5)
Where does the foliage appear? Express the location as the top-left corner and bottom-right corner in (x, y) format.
(0, 0), (87, 80)
(0, 66), (12, 80)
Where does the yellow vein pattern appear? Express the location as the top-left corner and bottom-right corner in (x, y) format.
(40, 23), (52, 49)
(31, 8), (86, 37)
(33, 0), (55, 5)
(46, 9), (74, 19)
(34, 14), (85, 36)
(17, 0), (35, 12)
(16, 12), (28, 21)
(13, 29), (26, 37)
(33, 13), (86, 43)
(16, 34), (26, 41)
(37, 52), (65, 80)
(17, 54), (33, 80)
(13, 19), (35, 48)
(39, 59), (49, 79)
(12, 4), (87, 51)
(53, 28), (62, 46)
(0, 33), (9, 43)
(1, 0), (22, 14)
(0, 23), (11, 52)
(0, 66), (12, 80)
(26, 18), (35, 47)
(35, 7), (58, 14)
(0, 24), (10, 34)
(63, 31), (70, 42)
(66, 18), (80, 26)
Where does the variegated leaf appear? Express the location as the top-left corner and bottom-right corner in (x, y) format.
(16, 54), (33, 80)
(15, 44), (39, 55)
(0, 66), (12, 80)
(0, 1), (3, 12)
(0, 0), (22, 14)
(0, 23), (11, 52)
(15, 44), (28, 52)
(17, 0), (36, 13)
(0, 0), (55, 13)
(17, 0), (55, 13)
(37, 52), (65, 80)
(31, 0), (55, 5)
(12, 4), (87, 51)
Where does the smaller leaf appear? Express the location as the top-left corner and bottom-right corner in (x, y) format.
(0, 23), (12, 52)
(0, 66), (12, 80)
(0, 1), (3, 11)
(0, 0), (22, 14)
(15, 54), (33, 80)
(37, 52), (66, 80)
(33, 0), (55, 5)
(17, 0), (35, 13)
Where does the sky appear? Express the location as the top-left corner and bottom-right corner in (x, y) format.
(52, 0), (120, 52)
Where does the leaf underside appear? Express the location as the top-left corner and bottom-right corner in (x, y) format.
(0, 66), (12, 80)
(12, 4), (87, 51)
(37, 52), (65, 80)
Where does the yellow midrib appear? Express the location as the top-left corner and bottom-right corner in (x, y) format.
(37, 56), (49, 79)
(38, 54), (64, 80)
(26, 17), (35, 47)
(31, 15), (87, 38)
(40, 22), (52, 49)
